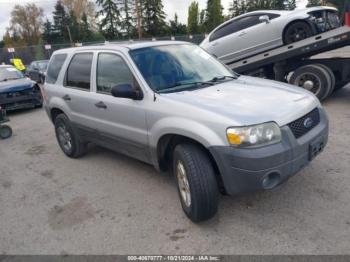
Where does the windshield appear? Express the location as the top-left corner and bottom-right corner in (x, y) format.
(129, 44), (236, 93)
(37, 61), (48, 70)
(0, 67), (24, 82)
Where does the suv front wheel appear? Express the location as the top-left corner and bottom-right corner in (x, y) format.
(173, 143), (219, 222)
(54, 114), (87, 158)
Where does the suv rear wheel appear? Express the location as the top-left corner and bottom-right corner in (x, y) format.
(54, 114), (87, 158)
(173, 143), (219, 222)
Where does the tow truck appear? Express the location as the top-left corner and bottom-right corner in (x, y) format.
(225, 6), (350, 100)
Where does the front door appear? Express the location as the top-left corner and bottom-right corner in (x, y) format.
(89, 51), (149, 163)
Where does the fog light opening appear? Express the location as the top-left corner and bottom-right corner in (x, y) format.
(262, 172), (281, 190)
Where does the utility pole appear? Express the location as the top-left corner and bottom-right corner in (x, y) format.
(136, 0), (142, 39)
(66, 25), (74, 46)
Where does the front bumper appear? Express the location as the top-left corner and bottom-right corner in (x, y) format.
(0, 89), (42, 111)
(209, 107), (329, 195)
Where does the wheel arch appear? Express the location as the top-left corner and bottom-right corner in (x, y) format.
(50, 107), (66, 123)
(282, 19), (317, 44)
(156, 133), (226, 194)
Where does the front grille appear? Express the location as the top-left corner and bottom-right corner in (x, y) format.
(288, 108), (320, 139)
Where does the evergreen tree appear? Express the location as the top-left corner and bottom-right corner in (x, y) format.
(121, 0), (135, 38)
(199, 9), (206, 32)
(81, 12), (92, 41)
(42, 19), (54, 43)
(68, 10), (81, 42)
(53, 0), (69, 42)
(169, 13), (187, 35)
(141, 0), (167, 36)
(204, 0), (224, 31)
(96, 0), (121, 39)
(188, 1), (199, 34)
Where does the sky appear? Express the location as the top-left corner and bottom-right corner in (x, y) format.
(0, 0), (308, 38)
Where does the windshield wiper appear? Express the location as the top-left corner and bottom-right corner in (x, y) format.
(209, 75), (238, 82)
(157, 81), (215, 93)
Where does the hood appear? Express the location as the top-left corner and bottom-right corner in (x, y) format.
(161, 75), (320, 127)
(0, 78), (35, 94)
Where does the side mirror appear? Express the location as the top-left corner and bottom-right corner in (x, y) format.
(111, 84), (143, 100)
(259, 15), (270, 24)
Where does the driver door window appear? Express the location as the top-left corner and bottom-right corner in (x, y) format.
(97, 53), (135, 95)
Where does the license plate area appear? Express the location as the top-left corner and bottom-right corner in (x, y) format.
(309, 138), (325, 161)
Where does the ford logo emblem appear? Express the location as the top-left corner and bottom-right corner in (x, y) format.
(303, 117), (313, 128)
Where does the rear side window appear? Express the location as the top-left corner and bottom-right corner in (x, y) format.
(210, 16), (260, 42)
(210, 21), (239, 42)
(65, 52), (93, 90)
(46, 54), (67, 84)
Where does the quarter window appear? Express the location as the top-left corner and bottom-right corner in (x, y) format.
(96, 53), (135, 94)
(65, 52), (93, 90)
(46, 54), (67, 84)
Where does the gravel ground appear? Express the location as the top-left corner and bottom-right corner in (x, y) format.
(0, 86), (350, 255)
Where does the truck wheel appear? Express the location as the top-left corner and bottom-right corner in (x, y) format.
(314, 64), (335, 98)
(284, 22), (313, 44)
(173, 143), (219, 222)
(289, 64), (332, 100)
(54, 114), (87, 158)
(0, 125), (12, 139)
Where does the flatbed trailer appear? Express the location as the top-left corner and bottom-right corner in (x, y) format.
(227, 25), (350, 100)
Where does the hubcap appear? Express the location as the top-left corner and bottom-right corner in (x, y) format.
(287, 27), (308, 42)
(176, 161), (191, 207)
(57, 124), (72, 152)
(295, 72), (321, 96)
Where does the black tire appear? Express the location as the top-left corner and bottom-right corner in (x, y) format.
(54, 114), (87, 158)
(314, 63), (335, 99)
(0, 125), (12, 139)
(173, 143), (219, 222)
(284, 21), (313, 44)
(289, 64), (332, 100)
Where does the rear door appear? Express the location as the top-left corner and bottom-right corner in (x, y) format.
(88, 51), (149, 162)
(235, 13), (282, 59)
(62, 52), (98, 130)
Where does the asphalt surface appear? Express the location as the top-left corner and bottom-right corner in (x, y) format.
(1, 86), (350, 255)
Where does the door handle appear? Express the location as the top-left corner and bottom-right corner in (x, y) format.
(238, 31), (247, 37)
(95, 101), (107, 109)
(62, 94), (71, 101)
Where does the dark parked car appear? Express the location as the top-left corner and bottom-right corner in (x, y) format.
(26, 60), (49, 83)
(0, 65), (43, 111)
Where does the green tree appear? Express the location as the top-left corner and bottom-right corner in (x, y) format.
(121, 0), (135, 38)
(141, 0), (167, 36)
(199, 9), (206, 32)
(7, 3), (44, 45)
(68, 10), (81, 42)
(188, 1), (200, 34)
(169, 13), (187, 35)
(204, 0), (224, 32)
(53, 0), (69, 43)
(229, 0), (295, 18)
(96, 0), (121, 39)
(42, 19), (55, 43)
(80, 12), (93, 41)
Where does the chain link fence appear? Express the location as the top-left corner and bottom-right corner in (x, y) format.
(0, 34), (206, 66)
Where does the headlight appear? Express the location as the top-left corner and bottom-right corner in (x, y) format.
(227, 122), (281, 147)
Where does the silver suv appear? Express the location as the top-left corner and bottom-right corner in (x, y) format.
(43, 41), (328, 222)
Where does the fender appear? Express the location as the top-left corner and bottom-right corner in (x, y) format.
(148, 117), (227, 169)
